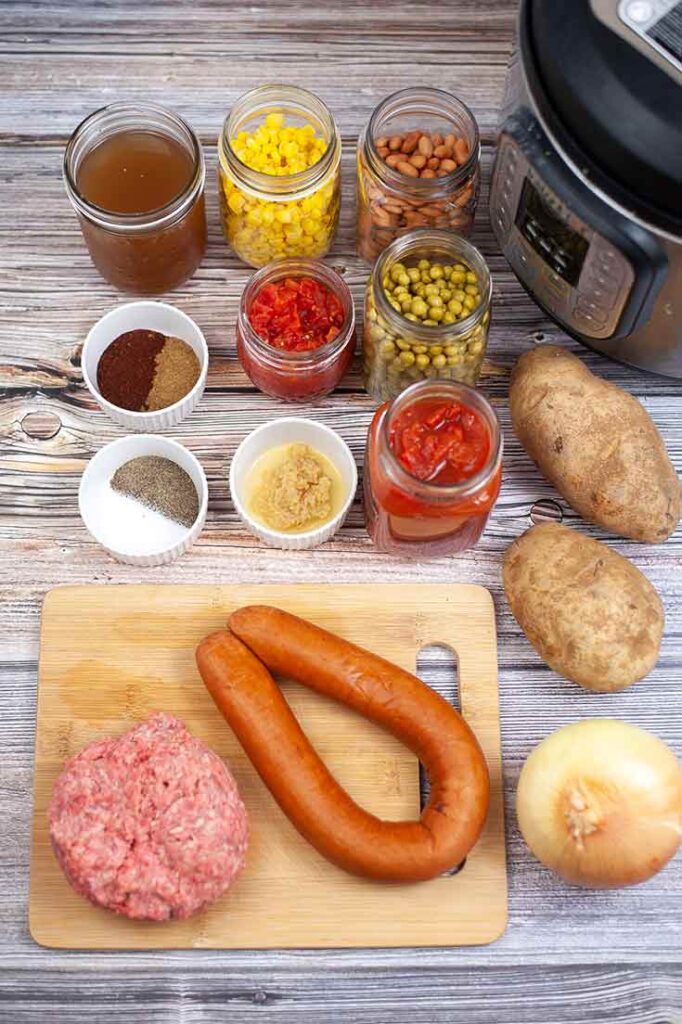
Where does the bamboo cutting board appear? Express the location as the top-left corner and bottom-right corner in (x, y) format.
(30, 583), (507, 949)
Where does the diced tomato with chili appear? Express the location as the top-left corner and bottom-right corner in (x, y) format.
(389, 398), (491, 485)
(249, 276), (345, 352)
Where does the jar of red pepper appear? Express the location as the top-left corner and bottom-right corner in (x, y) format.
(237, 259), (356, 402)
(364, 379), (502, 558)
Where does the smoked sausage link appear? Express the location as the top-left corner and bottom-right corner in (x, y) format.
(196, 607), (490, 882)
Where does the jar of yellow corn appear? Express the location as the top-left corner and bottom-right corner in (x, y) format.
(218, 85), (342, 268)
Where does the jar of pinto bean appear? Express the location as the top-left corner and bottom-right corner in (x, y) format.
(356, 88), (480, 262)
(363, 229), (492, 402)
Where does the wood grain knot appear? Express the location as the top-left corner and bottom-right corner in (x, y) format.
(21, 410), (62, 440)
(530, 498), (563, 525)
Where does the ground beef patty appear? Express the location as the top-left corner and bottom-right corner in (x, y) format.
(48, 713), (248, 921)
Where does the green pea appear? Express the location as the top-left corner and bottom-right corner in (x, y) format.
(429, 264), (444, 280)
(423, 318), (438, 326)
(396, 338), (410, 351)
(398, 272), (411, 287)
(440, 288), (452, 302)
(381, 340), (396, 357)
(417, 258), (430, 270)
(463, 295), (476, 311)
(465, 284), (479, 296)
(450, 271), (465, 285)
(442, 311), (456, 324)
(412, 344), (428, 354)
(429, 307), (445, 322)
(401, 298), (413, 313)
(442, 265), (453, 279)
(429, 346), (443, 356)
(390, 263), (406, 282)
(424, 283), (439, 297)
(408, 267), (421, 283)
(466, 271), (477, 284)
(370, 325), (386, 342)
(404, 312), (419, 323)
(452, 290), (466, 302)
(448, 299), (463, 316)
(415, 354), (430, 370)
(454, 263), (467, 274)
(432, 354), (447, 369)
(410, 298), (428, 319)
(428, 294), (444, 308)
(400, 350), (416, 367)
(414, 284), (426, 298)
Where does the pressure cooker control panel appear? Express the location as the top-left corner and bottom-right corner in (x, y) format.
(492, 132), (635, 339)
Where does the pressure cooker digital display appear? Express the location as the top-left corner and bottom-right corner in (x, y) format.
(515, 178), (589, 287)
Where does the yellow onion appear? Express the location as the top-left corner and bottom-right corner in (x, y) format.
(516, 719), (682, 888)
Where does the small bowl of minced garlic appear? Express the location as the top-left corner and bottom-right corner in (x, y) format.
(229, 418), (357, 550)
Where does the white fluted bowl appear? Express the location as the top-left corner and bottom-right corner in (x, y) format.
(79, 434), (208, 566)
(229, 418), (357, 550)
(82, 301), (208, 432)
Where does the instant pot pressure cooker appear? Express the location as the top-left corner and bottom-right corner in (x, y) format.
(491, 0), (682, 376)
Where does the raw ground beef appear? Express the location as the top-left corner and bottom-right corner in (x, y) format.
(48, 712), (248, 921)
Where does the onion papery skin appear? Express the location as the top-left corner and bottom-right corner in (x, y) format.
(516, 719), (682, 889)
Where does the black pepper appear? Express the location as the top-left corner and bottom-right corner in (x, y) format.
(111, 456), (199, 528)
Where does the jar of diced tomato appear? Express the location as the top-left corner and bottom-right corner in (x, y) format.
(237, 258), (356, 402)
(364, 379), (502, 558)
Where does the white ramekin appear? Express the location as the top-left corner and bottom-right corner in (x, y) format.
(81, 301), (208, 432)
(229, 417), (357, 550)
(79, 434), (208, 566)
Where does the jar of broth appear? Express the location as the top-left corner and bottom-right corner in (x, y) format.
(64, 103), (207, 293)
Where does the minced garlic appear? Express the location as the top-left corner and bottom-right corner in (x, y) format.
(249, 443), (335, 532)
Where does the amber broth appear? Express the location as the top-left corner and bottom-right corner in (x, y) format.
(77, 130), (194, 214)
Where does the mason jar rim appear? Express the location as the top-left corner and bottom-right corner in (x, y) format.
(238, 258), (356, 367)
(219, 84), (341, 200)
(373, 228), (492, 342)
(379, 379), (502, 503)
(63, 102), (205, 233)
(363, 87), (480, 198)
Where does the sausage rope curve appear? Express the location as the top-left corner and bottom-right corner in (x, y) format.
(196, 606), (490, 883)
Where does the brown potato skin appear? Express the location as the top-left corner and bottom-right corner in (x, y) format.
(503, 523), (664, 692)
(510, 346), (680, 543)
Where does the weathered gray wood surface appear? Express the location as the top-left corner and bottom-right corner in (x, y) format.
(0, 1), (681, 1021)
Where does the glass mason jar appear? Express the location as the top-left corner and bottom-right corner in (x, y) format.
(364, 380), (502, 559)
(63, 103), (207, 293)
(356, 87), (480, 262)
(237, 258), (356, 402)
(218, 85), (342, 268)
(363, 229), (492, 402)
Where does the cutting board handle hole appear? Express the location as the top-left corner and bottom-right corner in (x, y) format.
(416, 643), (465, 875)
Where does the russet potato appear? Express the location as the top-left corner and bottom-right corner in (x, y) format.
(503, 523), (663, 692)
(509, 346), (680, 543)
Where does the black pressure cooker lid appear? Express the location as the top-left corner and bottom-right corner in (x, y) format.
(526, 0), (682, 224)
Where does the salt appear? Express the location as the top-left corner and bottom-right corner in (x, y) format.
(84, 475), (189, 557)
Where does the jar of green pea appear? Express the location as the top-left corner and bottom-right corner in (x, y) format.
(363, 229), (492, 401)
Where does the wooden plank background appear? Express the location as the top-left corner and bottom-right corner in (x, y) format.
(0, 1), (681, 1020)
